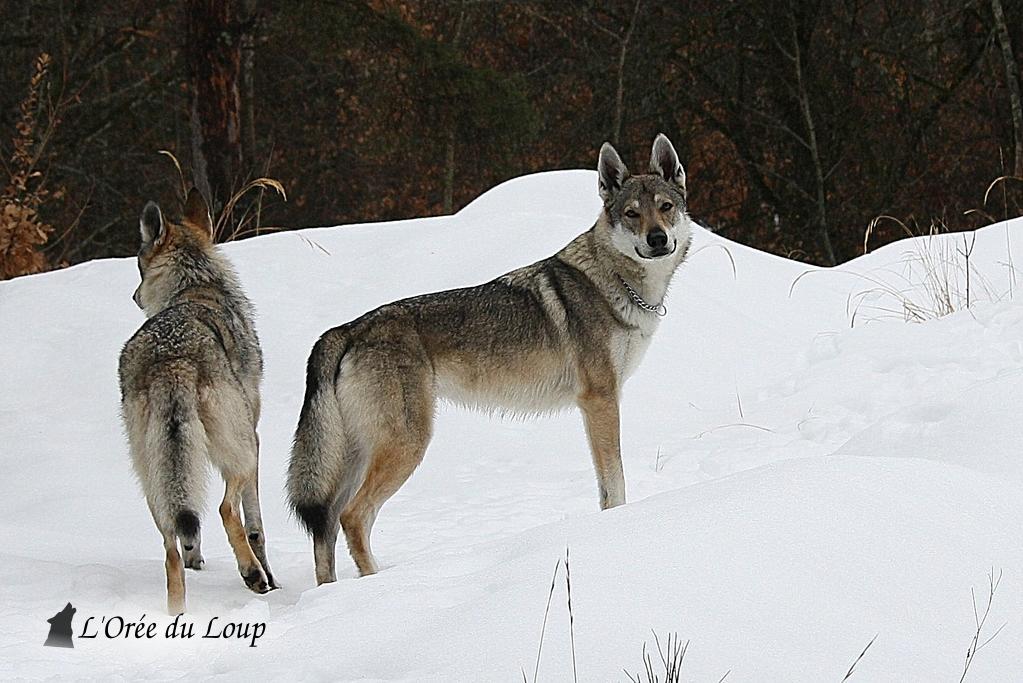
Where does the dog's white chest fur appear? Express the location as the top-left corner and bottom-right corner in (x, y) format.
(611, 307), (659, 382)
(609, 251), (679, 384)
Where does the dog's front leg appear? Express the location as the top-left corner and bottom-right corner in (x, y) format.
(578, 389), (626, 509)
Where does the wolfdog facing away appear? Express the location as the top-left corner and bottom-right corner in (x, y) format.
(119, 190), (276, 614)
(288, 134), (692, 585)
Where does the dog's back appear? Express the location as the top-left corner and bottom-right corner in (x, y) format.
(120, 302), (257, 524)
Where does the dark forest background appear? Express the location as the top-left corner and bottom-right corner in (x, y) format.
(2, 0), (1023, 279)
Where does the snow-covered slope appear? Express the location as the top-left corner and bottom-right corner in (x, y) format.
(2, 170), (1022, 680)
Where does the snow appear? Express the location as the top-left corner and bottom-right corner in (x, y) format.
(2, 169), (1023, 680)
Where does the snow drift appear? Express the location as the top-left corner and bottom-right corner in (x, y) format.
(2, 170), (1022, 680)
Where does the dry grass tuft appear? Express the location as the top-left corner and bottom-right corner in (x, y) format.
(853, 216), (999, 324)
(792, 214), (1003, 326)
(959, 568), (1006, 683)
(526, 556), (562, 683)
(158, 149), (287, 243)
(841, 634), (878, 681)
(624, 632), (689, 683)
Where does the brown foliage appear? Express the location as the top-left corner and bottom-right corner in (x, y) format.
(0, 52), (58, 280)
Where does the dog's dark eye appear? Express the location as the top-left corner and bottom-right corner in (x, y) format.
(624, 209), (640, 219)
(660, 202), (673, 212)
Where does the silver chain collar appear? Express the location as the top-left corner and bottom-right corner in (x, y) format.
(615, 273), (667, 317)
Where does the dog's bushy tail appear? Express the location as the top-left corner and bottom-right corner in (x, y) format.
(145, 372), (208, 547)
(287, 329), (367, 539)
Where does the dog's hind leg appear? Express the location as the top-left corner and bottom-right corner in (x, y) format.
(340, 374), (434, 577)
(157, 521), (186, 615)
(144, 495), (187, 614)
(203, 388), (269, 593)
(340, 434), (429, 577)
(241, 434), (277, 589)
(220, 474), (270, 594)
(181, 527), (204, 570)
(578, 386), (625, 510)
(313, 510), (341, 585)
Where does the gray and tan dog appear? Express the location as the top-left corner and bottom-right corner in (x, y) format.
(288, 134), (692, 585)
(119, 190), (276, 614)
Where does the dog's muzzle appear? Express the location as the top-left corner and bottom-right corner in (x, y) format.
(635, 228), (675, 259)
(635, 242), (676, 260)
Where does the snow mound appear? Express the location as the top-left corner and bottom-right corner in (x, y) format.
(2, 170), (1022, 680)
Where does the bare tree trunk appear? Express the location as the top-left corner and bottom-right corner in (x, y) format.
(443, 127), (456, 213)
(241, 0), (258, 170)
(186, 0), (243, 230)
(789, 8), (836, 265)
(443, 3), (468, 214)
(992, 0), (1023, 177)
(612, 0), (643, 145)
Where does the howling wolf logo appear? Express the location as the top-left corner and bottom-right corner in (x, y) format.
(44, 602), (76, 648)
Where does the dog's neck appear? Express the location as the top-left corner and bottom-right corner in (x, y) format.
(148, 246), (252, 323)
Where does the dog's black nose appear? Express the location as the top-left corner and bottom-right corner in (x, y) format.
(647, 229), (668, 249)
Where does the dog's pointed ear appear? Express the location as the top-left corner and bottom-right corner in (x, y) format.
(598, 142), (629, 203)
(649, 133), (686, 195)
(183, 188), (214, 240)
(183, 187), (214, 240)
(139, 201), (165, 247)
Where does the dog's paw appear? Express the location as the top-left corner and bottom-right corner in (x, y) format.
(242, 567), (271, 594)
(183, 555), (205, 570)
